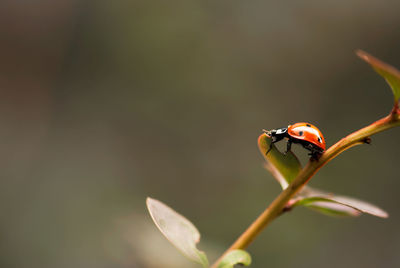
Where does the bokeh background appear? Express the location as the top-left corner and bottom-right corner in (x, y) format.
(1, 1), (400, 267)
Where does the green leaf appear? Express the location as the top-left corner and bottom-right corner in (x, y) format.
(146, 197), (209, 267)
(295, 195), (361, 217)
(217, 249), (252, 268)
(357, 50), (400, 103)
(307, 201), (361, 217)
(293, 186), (388, 218)
(258, 133), (302, 189)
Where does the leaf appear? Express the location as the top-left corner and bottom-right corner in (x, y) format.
(293, 186), (388, 218)
(217, 250), (252, 268)
(146, 197), (209, 267)
(258, 133), (302, 188)
(295, 195), (361, 217)
(258, 133), (389, 218)
(264, 162), (289, 189)
(306, 200), (362, 217)
(357, 50), (400, 103)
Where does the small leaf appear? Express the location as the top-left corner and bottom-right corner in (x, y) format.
(264, 162), (289, 189)
(307, 201), (361, 217)
(295, 196), (361, 217)
(217, 249), (252, 268)
(357, 50), (400, 103)
(258, 133), (302, 188)
(325, 195), (388, 218)
(294, 186), (388, 218)
(146, 197), (209, 267)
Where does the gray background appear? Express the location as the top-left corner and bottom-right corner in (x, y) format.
(1, 1), (400, 267)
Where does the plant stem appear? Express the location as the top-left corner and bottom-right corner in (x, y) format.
(211, 110), (400, 268)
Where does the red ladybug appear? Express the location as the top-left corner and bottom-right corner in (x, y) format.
(264, 122), (326, 158)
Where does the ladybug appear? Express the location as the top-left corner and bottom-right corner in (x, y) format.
(264, 122), (326, 159)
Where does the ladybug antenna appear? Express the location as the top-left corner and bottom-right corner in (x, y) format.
(262, 129), (271, 135)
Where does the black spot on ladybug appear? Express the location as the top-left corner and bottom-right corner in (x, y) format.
(317, 137), (322, 143)
(306, 124), (311, 127)
(299, 131), (304, 136)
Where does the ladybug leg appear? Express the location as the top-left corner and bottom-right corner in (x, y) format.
(265, 130), (286, 156)
(309, 148), (321, 160)
(266, 138), (277, 155)
(284, 140), (292, 155)
(266, 145), (273, 155)
(309, 152), (317, 160)
(266, 135), (283, 155)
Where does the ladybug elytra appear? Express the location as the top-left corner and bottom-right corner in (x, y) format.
(264, 122), (326, 159)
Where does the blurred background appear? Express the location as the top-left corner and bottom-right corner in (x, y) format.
(1, 0), (400, 267)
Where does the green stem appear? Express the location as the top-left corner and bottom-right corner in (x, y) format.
(211, 110), (400, 268)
